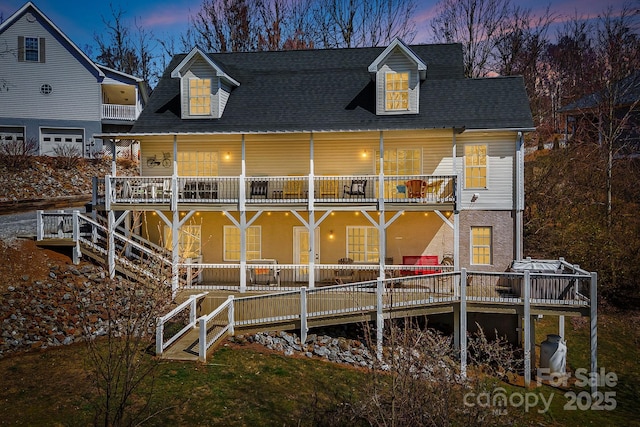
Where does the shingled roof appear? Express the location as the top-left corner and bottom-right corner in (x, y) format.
(131, 43), (534, 134)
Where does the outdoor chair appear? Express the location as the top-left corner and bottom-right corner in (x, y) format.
(250, 180), (269, 199)
(343, 179), (367, 198)
(334, 257), (355, 284)
(247, 259), (280, 286)
(283, 179), (303, 198)
(405, 179), (427, 198)
(319, 179), (339, 198)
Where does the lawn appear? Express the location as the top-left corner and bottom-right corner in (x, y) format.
(0, 310), (638, 426)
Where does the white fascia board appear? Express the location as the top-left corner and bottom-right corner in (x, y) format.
(368, 37), (427, 80)
(170, 46), (240, 87)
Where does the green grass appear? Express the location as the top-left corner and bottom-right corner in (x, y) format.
(0, 310), (638, 426)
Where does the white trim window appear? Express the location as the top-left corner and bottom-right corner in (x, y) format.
(346, 226), (379, 262)
(471, 226), (492, 265)
(464, 144), (487, 189)
(25, 37), (40, 62)
(164, 225), (202, 259)
(224, 226), (261, 261)
(188, 78), (211, 116)
(177, 151), (219, 176)
(385, 72), (409, 111)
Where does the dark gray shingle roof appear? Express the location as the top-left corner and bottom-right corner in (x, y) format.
(132, 43), (533, 134)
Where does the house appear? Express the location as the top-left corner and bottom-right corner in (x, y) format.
(35, 39), (598, 384)
(93, 38), (534, 291)
(0, 2), (147, 157)
(559, 71), (640, 155)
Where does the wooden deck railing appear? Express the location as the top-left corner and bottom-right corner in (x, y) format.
(103, 174), (457, 207)
(101, 104), (138, 121)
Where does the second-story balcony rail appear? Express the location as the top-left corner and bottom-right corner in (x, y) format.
(105, 174), (457, 207)
(102, 104), (139, 121)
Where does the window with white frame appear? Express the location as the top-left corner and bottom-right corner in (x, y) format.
(376, 148), (421, 198)
(25, 37), (40, 62)
(177, 151), (219, 176)
(471, 226), (492, 265)
(188, 78), (211, 116)
(0, 126), (25, 146)
(164, 225), (202, 259)
(385, 72), (409, 111)
(347, 226), (379, 262)
(224, 226), (261, 261)
(465, 144), (487, 189)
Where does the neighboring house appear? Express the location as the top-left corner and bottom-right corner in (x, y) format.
(559, 71), (640, 155)
(0, 2), (147, 157)
(95, 38), (534, 290)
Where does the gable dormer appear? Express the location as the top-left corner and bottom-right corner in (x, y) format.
(171, 47), (240, 119)
(368, 38), (427, 116)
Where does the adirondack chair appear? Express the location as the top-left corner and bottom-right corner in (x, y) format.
(250, 180), (269, 198)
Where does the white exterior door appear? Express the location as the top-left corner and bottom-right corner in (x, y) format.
(293, 227), (320, 282)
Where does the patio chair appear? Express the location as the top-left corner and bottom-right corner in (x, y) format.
(405, 179), (427, 198)
(319, 179), (339, 198)
(283, 179), (303, 198)
(250, 180), (269, 198)
(343, 179), (367, 198)
(247, 259), (280, 286)
(334, 257), (355, 284)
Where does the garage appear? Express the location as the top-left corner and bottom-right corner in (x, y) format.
(40, 128), (84, 156)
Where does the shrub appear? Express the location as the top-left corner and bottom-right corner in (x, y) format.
(0, 137), (37, 170)
(52, 144), (82, 170)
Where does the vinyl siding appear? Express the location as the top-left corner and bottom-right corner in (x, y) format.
(375, 48), (420, 115)
(180, 58), (219, 119)
(0, 12), (100, 122)
(456, 132), (518, 211)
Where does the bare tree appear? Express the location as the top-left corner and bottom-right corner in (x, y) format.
(94, 5), (157, 86)
(256, 0), (316, 50)
(430, 0), (511, 77)
(311, 0), (417, 48)
(188, 0), (258, 52)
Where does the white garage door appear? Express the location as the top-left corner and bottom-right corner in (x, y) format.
(40, 128), (84, 156)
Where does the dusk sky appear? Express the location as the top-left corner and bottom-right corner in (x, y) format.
(0, 0), (633, 56)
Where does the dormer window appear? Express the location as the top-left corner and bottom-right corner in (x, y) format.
(385, 72), (409, 111)
(189, 78), (211, 116)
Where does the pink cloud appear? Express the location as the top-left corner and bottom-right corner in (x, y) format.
(136, 5), (194, 29)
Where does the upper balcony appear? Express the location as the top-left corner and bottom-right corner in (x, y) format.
(101, 83), (141, 122)
(98, 174), (457, 211)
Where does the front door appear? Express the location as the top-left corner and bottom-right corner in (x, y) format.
(293, 226), (320, 282)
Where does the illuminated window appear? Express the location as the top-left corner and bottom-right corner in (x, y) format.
(471, 226), (492, 265)
(177, 151), (218, 176)
(385, 72), (409, 111)
(164, 225), (201, 259)
(347, 226), (379, 262)
(224, 226), (261, 261)
(464, 144), (487, 189)
(189, 78), (211, 115)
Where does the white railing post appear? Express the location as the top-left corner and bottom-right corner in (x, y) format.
(156, 319), (164, 355)
(198, 316), (207, 362)
(72, 210), (80, 264)
(376, 278), (384, 360)
(523, 270), (531, 387)
(228, 295), (235, 336)
(105, 175), (112, 211)
(460, 268), (467, 378)
(190, 295), (198, 326)
(171, 176), (178, 211)
(590, 271), (598, 396)
(300, 288), (308, 343)
(36, 210), (44, 241)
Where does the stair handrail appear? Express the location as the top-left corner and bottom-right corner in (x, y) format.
(156, 292), (208, 355)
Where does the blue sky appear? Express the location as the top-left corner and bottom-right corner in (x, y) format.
(0, 0), (632, 56)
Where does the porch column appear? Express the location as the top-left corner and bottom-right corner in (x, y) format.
(308, 211), (316, 289)
(107, 210), (115, 279)
(524, 270), (531, 387)
(378, 131), (386, 278)
(452, 129), (461, 269)
(514, 132), (524, 260)
(239, 211), (248, 293)
(590, 272), (598, 395)
(171, 211), (180, 296)
(111, 139), (117, 177)
(460, 268), (467, 377)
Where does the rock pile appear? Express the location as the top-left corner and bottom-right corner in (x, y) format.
(0, 262), (142, 358)
(230, 331), (376, 369)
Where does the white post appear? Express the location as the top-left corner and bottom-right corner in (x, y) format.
(453, 304), (460, 350)
(239, 211), (247, 293)
(524, 270), (531, 387)
(107, 210), (115, 279)
(198, 316), (207, 362)
(171, 212), (180, 297)
(559, 315), (565, 339)
(72, 210), (80, 265)
(36, 210), (44, 241)
(460, 268), (467, 378)
(105, 175), (112, 211)
(227, 295), (235, 337)
(300, 288), (308, 343)
(156, 319), (164, 355)
(590, 272), (598, 396)
(376, 278), (384, 360)
(190, 295), (198, 326)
